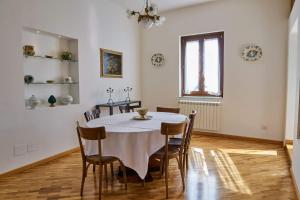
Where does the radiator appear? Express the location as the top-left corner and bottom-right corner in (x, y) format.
(178, 100), (222, 132)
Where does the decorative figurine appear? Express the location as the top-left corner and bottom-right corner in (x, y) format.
(28, 95), (40, 109)
(48, 95), (57, 107)
(124, 87), (132, 102)
(64, 76), (73, 83)
(106, 87), (114, 104)
(60, 51), (72, 60)
(24, 75), (34, 84)
(23, 45), (35, 56)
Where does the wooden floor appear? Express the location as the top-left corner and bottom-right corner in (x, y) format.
(0, 135), (296, 200)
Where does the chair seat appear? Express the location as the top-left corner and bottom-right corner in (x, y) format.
(153, 145), (180, 158)
(86, 155), (119, 164)
(169, 138), (182, 146)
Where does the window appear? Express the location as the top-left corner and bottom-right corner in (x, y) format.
(181, 32), (224, 97)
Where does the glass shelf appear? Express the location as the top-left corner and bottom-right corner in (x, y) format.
(24, 55), (78, 63)
(25, 82), (79, 85)
(25, 103), (80, 111)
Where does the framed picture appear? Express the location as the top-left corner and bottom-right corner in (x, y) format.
(100, 48), (123, 78)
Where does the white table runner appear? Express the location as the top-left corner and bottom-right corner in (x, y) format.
(85, 112), (188, 179)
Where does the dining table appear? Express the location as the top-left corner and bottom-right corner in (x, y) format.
(85, 111), (188, 179)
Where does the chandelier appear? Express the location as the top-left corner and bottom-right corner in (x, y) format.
(127, 0), (166, 29)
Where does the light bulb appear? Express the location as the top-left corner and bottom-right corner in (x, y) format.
(141, 18), (154, 29)
(155, 16), (166, 26)
(149, 3), (158, 15)
(126, 9), (134, 18)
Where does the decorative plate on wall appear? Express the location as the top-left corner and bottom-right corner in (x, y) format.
(241, 45), (263, 61)
(151, 53), (165, 67)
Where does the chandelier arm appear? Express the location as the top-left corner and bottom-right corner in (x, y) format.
(135, 11), (141, 16)
(127, 0), (165, 28)
(139, 14), (155, 21)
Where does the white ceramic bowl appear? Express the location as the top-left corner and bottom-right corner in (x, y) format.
(61, 95), (73, 105)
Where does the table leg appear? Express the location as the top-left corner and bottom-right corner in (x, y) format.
(126, 104), (130, 113)
(109, 107), (113, 115)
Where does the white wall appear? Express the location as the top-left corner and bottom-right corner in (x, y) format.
(289, 0), (300, 193)
(141, 0), (289, 141)
(285, 16), (299, 140)
(286, 8), (299, 141)
(0, 0), (141, 173)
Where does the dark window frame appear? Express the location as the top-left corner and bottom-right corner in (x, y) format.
(181, 31), (224, 97)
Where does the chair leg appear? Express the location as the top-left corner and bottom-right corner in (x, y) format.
(99, 164), (103, 200)
(165, 159), (169, 199)
(110, 163), (114, 182)
(186, 153), (189, 172)
(93, 164), (96, 173)
(80, 163), (87, 196)
(182, 153), (186, 175)
(86, 163), (91, 177)
(159, 158), (164, 178)
(178, 156), (185, 191)
(121, 161), (127, 190)
(104, 164), (108, 186)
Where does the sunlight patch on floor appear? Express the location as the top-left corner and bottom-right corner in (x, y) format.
(191, 147), (209, 176)
(219, 148), (278, 156)
(187, 164), (218, 200)
(211, 150), (252, 195)
(190, 147), (252, 196)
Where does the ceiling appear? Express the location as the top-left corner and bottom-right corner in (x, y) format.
(112, 0), (218, 12)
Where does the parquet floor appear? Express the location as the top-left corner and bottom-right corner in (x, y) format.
(0, 135), (296, 200)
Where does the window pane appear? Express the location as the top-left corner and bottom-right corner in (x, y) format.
(185, 41), (200, 94)
(203, 38), (220, 95)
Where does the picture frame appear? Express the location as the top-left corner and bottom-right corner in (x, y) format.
(100, 48), (123, 78)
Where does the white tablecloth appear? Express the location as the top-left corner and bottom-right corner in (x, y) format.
(85, 112), (188, 179)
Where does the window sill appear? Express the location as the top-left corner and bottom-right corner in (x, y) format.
(178, 96), (223, 102)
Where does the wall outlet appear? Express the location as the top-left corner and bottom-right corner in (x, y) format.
(27, 144), (38, 152)
(14, 145), (27, 156)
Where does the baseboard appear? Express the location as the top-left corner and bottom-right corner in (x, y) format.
(290, 167), (300, 200)
(285, 145), (293, 166)
(0, 147), (80, 178)
(194, 130), (283, 145)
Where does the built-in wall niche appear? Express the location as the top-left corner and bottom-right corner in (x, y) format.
(22, 27), (80, 110)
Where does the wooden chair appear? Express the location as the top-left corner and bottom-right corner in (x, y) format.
(152, 122), (187, 199)
(169, 111), (197, 173)
(157, 107), (180, 114)
(76, 122), (127, 200)
(84, 105), (101, 122)
(119, 105), (135, 113)
(83, 105), (101, 173)
(119, 102), (142, 113)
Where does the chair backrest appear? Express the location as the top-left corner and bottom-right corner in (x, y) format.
(161, 122), (187, 157)
(76, 121), (106, 162)
(84, 105), (101, 122)
(157, 107), (180, 114)
(183, 110), (197, 153)
(161, 122), (187, 136)
(119, 105), (135, 113)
